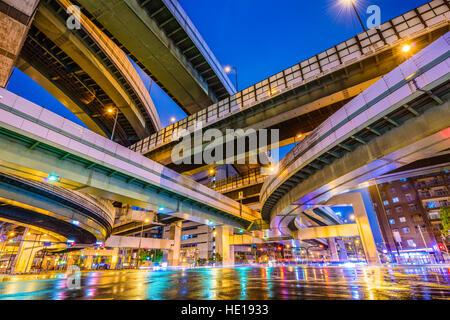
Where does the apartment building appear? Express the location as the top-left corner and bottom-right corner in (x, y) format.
(368, 170), (450, 263)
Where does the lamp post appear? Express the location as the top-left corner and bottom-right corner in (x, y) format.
(342, 0), (366, 31)
(224, 66), (238, 92)
(107, 107), (119, 141)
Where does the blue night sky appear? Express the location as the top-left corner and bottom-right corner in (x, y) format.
(7, 0), (429, 159)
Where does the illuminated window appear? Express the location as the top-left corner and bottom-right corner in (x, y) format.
(407, 239), (416, 247)
(383, 200), (389, 206)
(402, 227), (410, 233)
(392, 197), (399, 203)
(389, 219), (395, 225)
(399, 217), (406, 223)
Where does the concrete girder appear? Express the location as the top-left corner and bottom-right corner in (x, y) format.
(31, 4), (153, 138)
(0, 88), (260, 230)
(76, 0), (233, 114)
(267, 101), (450, 224)
(15, 58), (108, 137)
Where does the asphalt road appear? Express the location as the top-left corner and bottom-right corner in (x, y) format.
(0, 265), (449, 300)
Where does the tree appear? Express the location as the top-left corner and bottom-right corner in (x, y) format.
(440, 207), (450, 238)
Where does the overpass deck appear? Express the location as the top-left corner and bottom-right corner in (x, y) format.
(130, 0), (449, 160)
(0, 88), (260, 229)
(75, 0), (236, 114)
(260, 32), (450, 223)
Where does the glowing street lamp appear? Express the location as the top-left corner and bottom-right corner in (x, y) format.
(209, 168), (215, 176)
(224, 65), (239, 91)
(340, 0), (366, 31)
(402, 44), (411, 53)
(107, 107), (119, 141)
(350, 214), (356, 221)
(170, 117), (176, 123)
(47, 174), (59, 182)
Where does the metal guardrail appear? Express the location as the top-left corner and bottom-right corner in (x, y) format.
(206, 168), (266, 193)
(2, 173), (115, 226)
(130, 0), (449, 155)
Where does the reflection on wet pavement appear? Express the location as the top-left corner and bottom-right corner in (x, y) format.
(0, 265), (449, 300)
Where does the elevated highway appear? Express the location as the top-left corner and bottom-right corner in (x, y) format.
(15, 0), (162, 146)
(130, 0), (450, 173)
(260, 32), (450, 229)
(0, 172), (115, 243)
(0, 88), (260, 232)
(75, 0), (236, 114)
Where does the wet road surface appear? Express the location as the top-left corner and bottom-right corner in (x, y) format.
(0, 265), (449, 300)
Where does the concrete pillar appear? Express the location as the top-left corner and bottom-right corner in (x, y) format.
(216, 225), (234, 266)
(167, 221), (181, 266)
(336, 239), (348, 261)
(84, 255), (93, 270)
(66, 254), (75, 270)
(0, 0), (40, 87)
(110, 248), (119, 269)
(327, 238), (339, 262)
(12, 230), (42, 274)
(327, 192), (380, 264)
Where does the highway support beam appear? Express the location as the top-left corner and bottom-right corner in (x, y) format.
(12, 228), (43, 274)
(292, 192), (381, 264)
(0, 0), (40, 87)
(216, 225), (235, 266)
(167, 221), (182, 266)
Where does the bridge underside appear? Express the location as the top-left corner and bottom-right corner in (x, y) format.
(75, 0), (235, 114)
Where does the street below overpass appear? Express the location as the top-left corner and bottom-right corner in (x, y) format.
(0, 265), (449, 300)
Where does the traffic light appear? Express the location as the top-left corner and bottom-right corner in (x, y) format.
(438, 243), (446, 252)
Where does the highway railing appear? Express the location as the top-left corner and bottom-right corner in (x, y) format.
(1, 173), (115, 226)
(130, 0), (449, 155)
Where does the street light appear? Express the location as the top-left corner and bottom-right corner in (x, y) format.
(170, 117), (176, 124)
(107, 107), (119, 141)
(402, 44), (412, 53)
(224, 65), (239, 91)
(340, 0), (366, 31)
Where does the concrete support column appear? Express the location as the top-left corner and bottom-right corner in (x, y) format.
(336, 239), (348, 261)
(84, 255), (93, 270)
(0, 0), (40, 87)
(327, 192), (380, 264)
(167, 221), (181, 266)
(12, 229), (42, 274)
(110, 248), (119, 269)
(327, 238), (339, 262)
(66, 255), (75, 270)
(216, 225), (234, 266)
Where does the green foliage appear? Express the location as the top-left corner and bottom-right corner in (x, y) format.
(440, 207), (450, 237)
(209, 253), (222, 262)
(196, 258), (206, 266)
